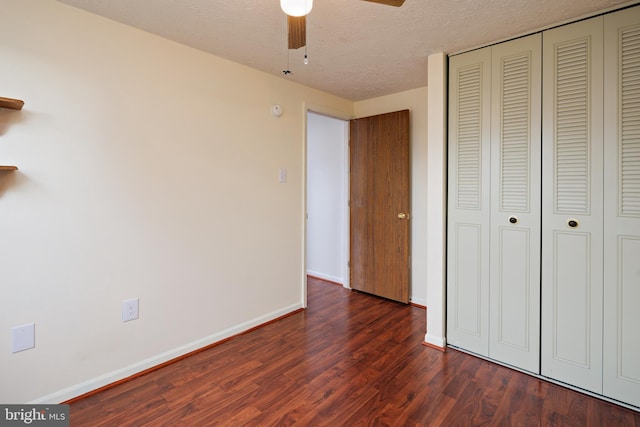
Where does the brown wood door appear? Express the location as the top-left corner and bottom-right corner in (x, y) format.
(350, 109), (410, 303)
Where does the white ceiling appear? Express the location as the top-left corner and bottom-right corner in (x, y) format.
(57, 0), (636, 101)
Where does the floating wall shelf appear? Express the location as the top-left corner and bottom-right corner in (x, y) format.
(0, 166), (18, 171)
(0, 97), (25, 110)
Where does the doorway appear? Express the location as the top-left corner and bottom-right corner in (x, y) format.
(305, 109), (411, 304)
(305, 111), (349, 287)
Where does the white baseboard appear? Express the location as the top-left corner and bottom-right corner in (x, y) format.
(306, 270), (344, 285)
(410, 297), (427, 307)
(424, 333), (446, 349)
(30, 302), (304, 404)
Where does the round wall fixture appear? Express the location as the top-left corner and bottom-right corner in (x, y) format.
(271, 104), (283, 117)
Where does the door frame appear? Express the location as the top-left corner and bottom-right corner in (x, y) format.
(303, 104), (352, 308)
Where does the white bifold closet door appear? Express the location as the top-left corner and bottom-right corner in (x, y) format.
(448, 5), (640, 407)
(603, 6), (640, 408)
(541, 16), (605, 394)
(447, 34), (542, 373)
(489, 35), (542, 373)
(447, 46), (492, 357)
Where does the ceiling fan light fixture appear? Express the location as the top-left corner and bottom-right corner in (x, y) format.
(280, 0), (313, 17)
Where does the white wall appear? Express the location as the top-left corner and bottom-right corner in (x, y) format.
(306, 112), (348, 284)
(354, 88), (429, 306)
(0, 0), (353, 403)
(425, 53), (448, 348)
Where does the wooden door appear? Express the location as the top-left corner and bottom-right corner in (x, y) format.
(541, 16), (604, 394)
(349, 110), (410, 303)
(446, 47), (492, 356)
(603, 5), (640, 408)
(489, 34), (542, 373)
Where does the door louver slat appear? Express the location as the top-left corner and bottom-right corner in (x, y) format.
(555, 39), (591, 214)
(457, 65), (483, 209)
(501, 53), (531, 212)
(621, 27), (640, 216)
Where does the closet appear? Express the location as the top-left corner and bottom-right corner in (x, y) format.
(447, 5), (640, 409)
(447, 34), (541, 373)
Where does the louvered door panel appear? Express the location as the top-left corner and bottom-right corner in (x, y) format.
(457, 66), (484, 210)
(603, 6), (640, 408)
(554, 40), (590, 214)
(620, 26), (640, 217)
(447, 47), (492, 356)
(541, 17), (604, 394)
(489, 34), (541, 373)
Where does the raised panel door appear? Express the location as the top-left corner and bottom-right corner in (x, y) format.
(447, 47), (492, 356)
(603, 6), (640, 408)
(489, 34), (542, 374)
(541, 16), (605, 394)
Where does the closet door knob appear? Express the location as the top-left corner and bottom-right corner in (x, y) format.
(567, 219), (579, 228)
(509, 216), (518, 224)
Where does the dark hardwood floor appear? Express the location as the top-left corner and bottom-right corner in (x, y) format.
(70, 277), (640, 426)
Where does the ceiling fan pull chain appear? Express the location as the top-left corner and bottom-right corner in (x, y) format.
(303, 6), (309, 64)
(283, 48), (292, 75)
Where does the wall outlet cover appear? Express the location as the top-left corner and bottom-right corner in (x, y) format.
(122, 298), (139, 322)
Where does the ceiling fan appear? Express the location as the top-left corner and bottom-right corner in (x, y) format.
(283, 0), (406, 50)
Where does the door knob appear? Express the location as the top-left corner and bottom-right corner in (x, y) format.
(567, 219), (579, 228)
(397, 213), (408, 219)
(508, 216), (518, 224)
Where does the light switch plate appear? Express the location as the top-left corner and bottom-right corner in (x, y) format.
(12, 323), (35, 353)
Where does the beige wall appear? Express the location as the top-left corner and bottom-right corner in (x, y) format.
(354, 89), (429, 306)
(0, 0), (353, 403)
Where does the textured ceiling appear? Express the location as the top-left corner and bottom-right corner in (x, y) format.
(56, 0), (637, 101)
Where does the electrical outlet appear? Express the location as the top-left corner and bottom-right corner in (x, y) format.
(12, 323), (35, 353)
(122, 298), (139, 322)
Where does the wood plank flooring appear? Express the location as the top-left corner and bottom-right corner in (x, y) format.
(70, 277), (640, 426)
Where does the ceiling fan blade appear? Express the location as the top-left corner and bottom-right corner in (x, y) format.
(362, 0), (405, 6)
(288, 15), (306, 49)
